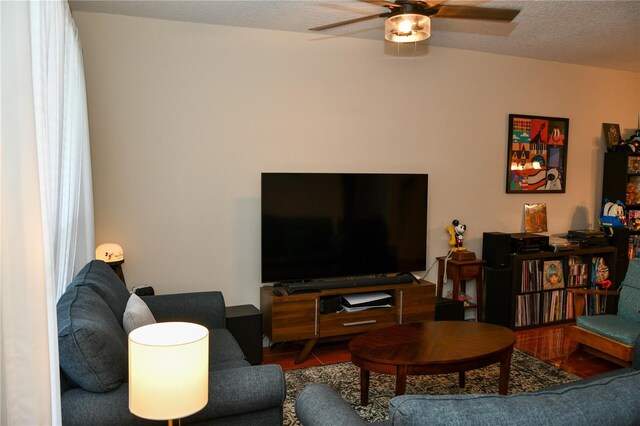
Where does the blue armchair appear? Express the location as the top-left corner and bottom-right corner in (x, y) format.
(567, 258), (640, 367)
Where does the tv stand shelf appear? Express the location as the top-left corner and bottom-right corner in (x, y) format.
(260, 280), (435, 363)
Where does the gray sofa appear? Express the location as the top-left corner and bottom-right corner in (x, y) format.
(58, 260), (285, 425)
(296, 347), (640, 425)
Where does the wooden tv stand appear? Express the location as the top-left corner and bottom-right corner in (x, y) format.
(260, 280), (436, 363)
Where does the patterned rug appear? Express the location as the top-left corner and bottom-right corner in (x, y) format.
(283, 350), (579, 425)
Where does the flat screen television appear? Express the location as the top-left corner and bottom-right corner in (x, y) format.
(261, 173), (428, 283)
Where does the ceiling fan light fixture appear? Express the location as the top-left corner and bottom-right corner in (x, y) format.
(385, 14), (430, 43)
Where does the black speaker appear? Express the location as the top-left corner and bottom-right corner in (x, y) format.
(225, 305), (263, 365)
(483, 267), (512, 328)
(482, 232), (512, 269)
(435, 297), (465, 321)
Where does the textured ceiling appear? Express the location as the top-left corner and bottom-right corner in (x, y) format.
(69, 0), (640, 72)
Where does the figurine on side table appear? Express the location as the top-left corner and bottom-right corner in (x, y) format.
(445, 219), (476, 260)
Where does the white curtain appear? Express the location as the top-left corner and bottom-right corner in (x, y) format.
(0, 1), (95, 424)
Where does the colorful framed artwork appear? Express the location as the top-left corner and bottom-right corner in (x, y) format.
(506, 114), (569, 193)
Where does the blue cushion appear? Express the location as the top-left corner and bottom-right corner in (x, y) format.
(58, 285), (128, 392)
(576, 314), (640, 346)
(68, 260), (130, 326)
(621, 258), (640, 290)
(618, 258), (640, 324)
(618, 284), (640, 325)
(388, 369), (640, 425)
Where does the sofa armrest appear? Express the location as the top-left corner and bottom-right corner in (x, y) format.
(62, 364), (285, 426)
(190, 364), (286, 421)
(143, 291), (226, 329)
(296, 384), (368, 426)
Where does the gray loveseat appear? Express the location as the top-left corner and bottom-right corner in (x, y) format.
(296, 347), (640, 425)
(58, 260), (285, 425)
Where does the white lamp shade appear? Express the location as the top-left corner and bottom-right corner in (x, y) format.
(129, 322), (209, 421)
(385, 14), (431, 43)
(96, 243), (124, 263)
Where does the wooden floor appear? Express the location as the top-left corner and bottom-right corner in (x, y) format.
(263, 323), (622, 378)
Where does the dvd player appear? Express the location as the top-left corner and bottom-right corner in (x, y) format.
(510, 233), (549, 253)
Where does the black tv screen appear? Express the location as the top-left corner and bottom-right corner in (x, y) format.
(261, 173), (428, 283)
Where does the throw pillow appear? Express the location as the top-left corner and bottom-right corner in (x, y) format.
(71, 260), (131, 326)
(58, 286), (128, 392)
(123, 293), (156, 334)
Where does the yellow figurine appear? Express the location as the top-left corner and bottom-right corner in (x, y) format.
(446, 219), (467, 251)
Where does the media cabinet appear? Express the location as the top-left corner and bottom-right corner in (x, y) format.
(260, 280), (436, 363)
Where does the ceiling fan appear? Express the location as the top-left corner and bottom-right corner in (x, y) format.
(309, 1), (520, 43)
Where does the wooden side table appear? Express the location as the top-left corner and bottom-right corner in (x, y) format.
(436, 256), (485, 321)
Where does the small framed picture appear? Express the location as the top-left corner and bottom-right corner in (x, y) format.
(602, 123), (621, 152)
(543, 260), (564, 290)
(506, 114), (569, 193)
(524, 203), (548, 233)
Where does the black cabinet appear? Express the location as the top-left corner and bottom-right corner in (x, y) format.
(483, 267), (513, 328)
(602, 151), (637, 279)
(602, 152), (637, 205)
(513, 247), (617, 329)
(485, 247), (617, 330)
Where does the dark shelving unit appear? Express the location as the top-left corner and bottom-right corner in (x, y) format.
(602, 151), (638, 281)
(502, 246), (617, 330)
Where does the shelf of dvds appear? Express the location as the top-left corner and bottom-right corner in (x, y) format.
(508, 247), (617, 330)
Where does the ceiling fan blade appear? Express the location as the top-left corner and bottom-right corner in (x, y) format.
(309, 12), (389, 31)
(358, 0), (401, 9)
(433, 5), (520, 21)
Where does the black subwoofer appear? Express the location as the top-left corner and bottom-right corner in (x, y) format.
(225, 305), (263, 365)
(483, 267), (512, 328)
(435, 297), (465, 321)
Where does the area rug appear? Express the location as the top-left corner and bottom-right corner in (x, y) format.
(283, 350), (579, 425)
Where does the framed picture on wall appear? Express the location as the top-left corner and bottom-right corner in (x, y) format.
(602, 123), (621, 151)
(506, 114), (569, 193)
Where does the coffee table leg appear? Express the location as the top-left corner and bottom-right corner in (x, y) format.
(458, 371), (466, 388)
(395, 365), (407, 396)
(360, 369), (370, 405)
(499, 347), (514, 395)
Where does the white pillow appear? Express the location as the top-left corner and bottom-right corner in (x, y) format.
(123, 293), (156, 334)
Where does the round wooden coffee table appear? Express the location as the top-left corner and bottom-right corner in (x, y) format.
(348, 321), (515, 405)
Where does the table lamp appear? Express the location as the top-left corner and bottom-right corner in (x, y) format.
(129, 322), (209, 425)
(96, 242), (126, 283)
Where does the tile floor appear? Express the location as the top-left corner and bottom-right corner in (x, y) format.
(263, 323), (623, 378)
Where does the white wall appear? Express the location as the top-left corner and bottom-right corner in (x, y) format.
(73, 12), (639, 307)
